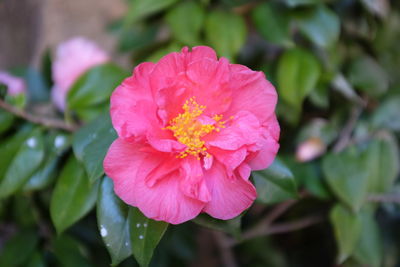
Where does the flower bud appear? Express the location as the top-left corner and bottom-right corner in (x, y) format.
(296, 137), (326, 162)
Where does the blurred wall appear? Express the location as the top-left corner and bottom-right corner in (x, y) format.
(0, 0), (127, 70)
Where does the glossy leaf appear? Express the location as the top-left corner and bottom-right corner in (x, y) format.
(0, 126), (33, 181)
(348, 56), (389, 97)
(253, 158), (298, 204)
(297, 5), (340, 48)
(129, 208), (169, 267)
(0, 230), (38, 266)
(193, 213), (241, 238)
(330, 204), (361, 264)
(365, 136), (399, 193)
(283, 0), (320, 7)
(322, 146), (369, 211)
(97, 177), (131, 266)
(53, 235), (91, 267)
(0, 110), (14, 134)
(372, 95), (400, 131)
(353, 207), (383, 267)
(0, 129), (45, 198)
(124, 0), (178, 25)
(50, 156), (100, 234)
(165, 2), (205, 46)
(73, 113), (117, 182)
(67, 64), (128, 111)
(23, 133), (70, 192)
(252, 2), (293, 47)
(205, 10), (246, 60)
(277, 48), (321, 110)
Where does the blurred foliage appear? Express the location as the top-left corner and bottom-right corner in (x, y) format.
(1, 0), (400, 266)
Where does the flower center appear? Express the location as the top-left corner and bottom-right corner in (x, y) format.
(165, 97), (225, 159)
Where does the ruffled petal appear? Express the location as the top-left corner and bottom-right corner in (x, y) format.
(248, 115), (280, 170)
(205, 111), (261, 150)
(179, 157), (211, 202)
(226, 64), (277, 124)
(103, 138), (146, 206)
(110, 62), (159, 142)
(203, 162), (257, 220)
(134, 172), (206, 224)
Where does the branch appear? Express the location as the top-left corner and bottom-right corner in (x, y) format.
(0, 99), (77, 132)
(213, 231), (238, 267)
(228, 214), (324, 247)
(333, 106), (363, 153)
(368, 194), (400, 204)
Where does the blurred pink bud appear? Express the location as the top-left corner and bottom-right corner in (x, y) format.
(51, 37), (109, 110)
(0, 71), (26, 96)
(296, 137), (326, 162)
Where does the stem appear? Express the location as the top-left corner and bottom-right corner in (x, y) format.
(333, 106), (363, 153)
(368, 194), (400, 204)
(228, 214), (324, 247)
(0, 99), (77, 132)
(213, 231), (238, 267)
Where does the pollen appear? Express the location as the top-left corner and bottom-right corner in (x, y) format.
(165, 97), (225, 159)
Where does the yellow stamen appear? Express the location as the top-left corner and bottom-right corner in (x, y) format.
(165, 97), (224, 159)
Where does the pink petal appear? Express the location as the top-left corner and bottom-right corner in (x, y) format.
(226, 64), (277, 124)
(103, 138), (145, 206)
(248, 115), (280, 170)
(110, 62), (159, 142)
(210, 147), (247, 176)
(205, 111), (261, 150)
(187, 46), (218, 61)
(134, 172), (206, 224)
(203, 162), (257, 220)
(179, 158), (211, 202)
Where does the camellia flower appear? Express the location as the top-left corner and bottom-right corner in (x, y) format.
(104, 46), (280, 224)
(51, 37), (109, 110)
(0, 71), (26, 96)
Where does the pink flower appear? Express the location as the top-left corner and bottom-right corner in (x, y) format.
(104, 47), (280, 224)
(51, 37), (109, 110)
(0, 71), (26, 96)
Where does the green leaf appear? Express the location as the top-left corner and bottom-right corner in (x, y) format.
(50, 155), (100, 234)
(348, 56), (389, 97)
(73, 113), (117, 182)
(124, 0), (178, 25)
(277, 48), (321, 111)
(296, 5), (340, 48)
(283, 156), (332, 199)
(253, 158), (298, 204)
(0, 129), (45, 198)
(322, 146), (370, 212)
(365, 135), (399, 193)
(353, 207), (383, 267)
(252, 2), (293, 47)
(53, 235), (91, 267)
(25, 250), (46, 267)
(67, 64), (128, 111)
(0, 110), (14, 134)
(97, 177), (131, 266)
(0, 126), (33, 181)
(23, 133), (70, 192)
(205, 10), (247, 60)
(372, 95), (400, 131)
(283, 0), (320, 7)
(166, 2), (205, 46)
(117, 24), (158, 52)
(129, 208), (169, 267)
(192, 213), (241, 238)
(0, 230), (38, 266)
(330, 204), (362, 264)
